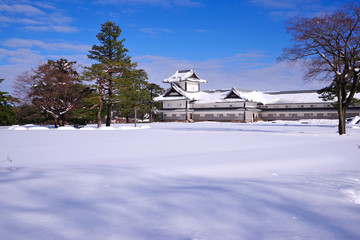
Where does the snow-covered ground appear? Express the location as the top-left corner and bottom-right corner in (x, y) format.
(1, 121), (360, 240)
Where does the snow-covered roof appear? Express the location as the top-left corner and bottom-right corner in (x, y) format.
(163, 69), (207, 83)
(265, 90), (323, 104)
(155, 86), (330, 105)
(231, 88), (279, 104)
(155, 85), (245, 103)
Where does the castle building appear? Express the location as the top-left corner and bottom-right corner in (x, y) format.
(154, 69), (360, 122)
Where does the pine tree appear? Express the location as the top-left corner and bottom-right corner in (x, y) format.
(88, 21), (135, 126)
(113, 68), (148, 122)
(0, 79), (17, 126)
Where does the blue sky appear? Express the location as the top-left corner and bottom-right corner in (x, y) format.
(0, 0), (347, 94)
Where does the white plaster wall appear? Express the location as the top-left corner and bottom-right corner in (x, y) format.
(162, 100), (186, 109)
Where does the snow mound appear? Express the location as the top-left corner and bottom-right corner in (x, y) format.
(57, 126), (77, 130)
(79, 127), (97, 130)
(8, 125), (28, 130)
(27, 126), (49, 130)
(13, 126), (28, 130)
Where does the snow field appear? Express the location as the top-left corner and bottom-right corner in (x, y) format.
(0, 121), (360, 240)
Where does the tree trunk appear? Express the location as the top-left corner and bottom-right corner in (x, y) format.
(53, 117), (58, 128)
(59, 115), (65, 126)
(97, 98), (103, 128)
(106, 76), (113, 127)
(106, 103), (112, 126)
(337, 108), (346, 135)
(337, 84), (346, 135)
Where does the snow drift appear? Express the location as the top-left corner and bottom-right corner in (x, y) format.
(0, 121), (360, 240)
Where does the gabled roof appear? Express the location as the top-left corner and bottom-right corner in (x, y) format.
(154, 84), (187, 101)
(163, 86), (184, 97)
(223, 88), (279, 104)
(155, 85), (244, 103)
(163, 69), (207, 83)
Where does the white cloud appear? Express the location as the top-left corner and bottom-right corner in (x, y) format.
(0, 64), (32, 93)
(0, 48), (44, 64)
(0, 2), (78, 33)
(28, 25), (78, 33)
(0, 38), (92, 93)
(3, 38), (91, 52)
(0, 47), (45, 93)
(32, 1), (57, 10)
(0, 15), (43, 25)
(0, 4), (46, 16)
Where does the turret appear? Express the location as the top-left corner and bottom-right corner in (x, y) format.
(163, 69), (207, 92)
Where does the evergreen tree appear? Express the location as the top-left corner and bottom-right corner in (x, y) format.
(145, 83), (165, 122)
(15, 103), (48, 125)
(88, 21), (135, 126)
(112, 70), (164, 122)
(114, 68), (148, 122)
(0, 79), (17, 126)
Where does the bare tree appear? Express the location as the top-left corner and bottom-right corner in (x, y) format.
(279, 2), (360, 135)
(13, 71), (35, 105)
